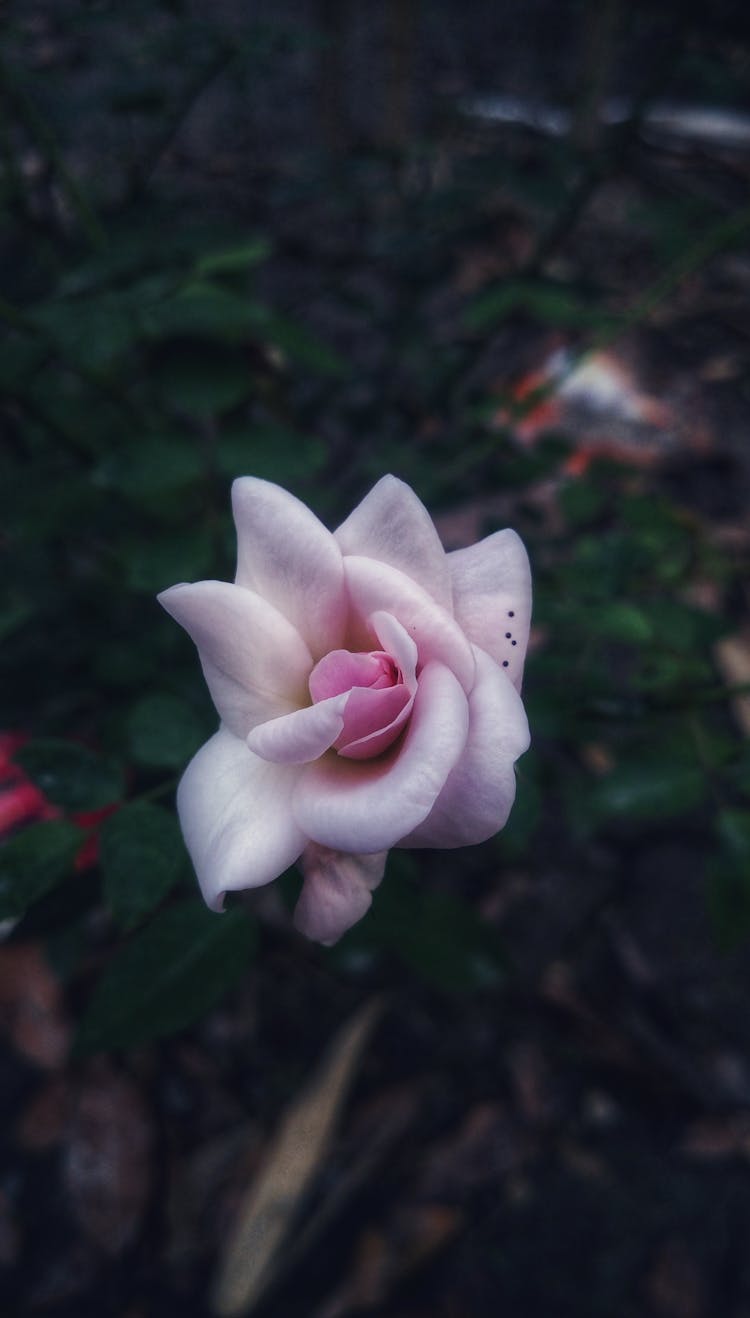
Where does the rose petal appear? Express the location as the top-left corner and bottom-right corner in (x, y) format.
(403, 645), (530, 847)
(158, 581), (313, 738)
(335, 474), (453, 610)
(294, 844), (387, 944)
(232, 478), (347, 659)
(345, 558), (475, 692)
(177, 729), (305, 911)
(370, 611), (418, 691)
(309, 650), (395, 702)
(449, 529), (531, 691)
(315, 614), (419, 759)
(247, 694), (348, 765)
(293, 661), (469, 852)
(337, 683), (412, 759)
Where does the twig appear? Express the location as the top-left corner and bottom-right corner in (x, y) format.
(0, 57), (106, 250)
(520, 59), (666, 280)
(125, 42), (237, 201)
(492, 197), (750, 429)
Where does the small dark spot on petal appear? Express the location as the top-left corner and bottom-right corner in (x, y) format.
(505, 632), (512, 638)
(502, 660), (509, 667)
(508, 611), (515, 617)
(512, 640), (517, 646)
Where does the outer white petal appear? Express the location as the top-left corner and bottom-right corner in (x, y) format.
(247, 694), (348, 765)
(335, 474), (452, 610)
(402, 645), (529, 848)
(293, 662), (469, 853)
(232, 477), (347, 658)
(158, 580), (312, 738)
(449, 529), (532, 691)
(294, 844), (387, 944)
(177, 729), (305, 911)
(344, 557), (475, 693)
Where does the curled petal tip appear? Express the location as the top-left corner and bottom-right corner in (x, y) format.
(294, 844), (387, 944)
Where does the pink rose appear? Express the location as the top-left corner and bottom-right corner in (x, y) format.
(158, 476), (530, 944)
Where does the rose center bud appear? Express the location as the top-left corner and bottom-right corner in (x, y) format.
(308, 649), (412, 761)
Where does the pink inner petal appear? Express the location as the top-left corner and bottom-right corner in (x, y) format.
(336, 684), (412, 759)
(307, 616), (423, 763)
(292, 661), (469, 853)
(309, 649), (397, 702)
(370, 612), (418, 694)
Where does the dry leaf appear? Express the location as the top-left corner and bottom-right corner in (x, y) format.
(714, 633), (750, 736)
(318, 1228), (391, 1317)
(580, 742), (616, 777)
(16, 1075), (68, 1150)
(644, 1236), (706, 1318)
(212, 997), (384, 1316)
(558, 1139), (610, 1183)
(0, 942), (70, 1069)
(507, 1040), (555, 1126)
(0, 1189), (20, 1268)
(317, 1206), (461, 1318)
(417, 1102), (524, 1198)
(681, 1114), (750, 1160)
(167, 1124), (262, 1266)
(63, 1059), (154, 1256)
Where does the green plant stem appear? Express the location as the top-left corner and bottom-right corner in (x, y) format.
(0, 58), (106, 251)
(595, 202), (750, 351)
(1, 384), (91, 459)
(686, 712), (728, 810)
(133, 777), (180, 806)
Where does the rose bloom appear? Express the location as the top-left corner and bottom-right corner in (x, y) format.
(158, 476), (530, 944)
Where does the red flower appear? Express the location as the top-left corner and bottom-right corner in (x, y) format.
(0, 733), (121, 870)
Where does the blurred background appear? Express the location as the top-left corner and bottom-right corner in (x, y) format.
(1, 1), (750, 1314)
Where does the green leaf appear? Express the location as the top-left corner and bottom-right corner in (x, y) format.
(366, 858), (504, 992)
(590, 757), (705, 822)
(95, 434), (204, 499)
(496, 768), (540, 858)
(195, 238), (272, 276)
(100, 803), (185, 929)
(465, 279), (609, 333)
(140, 282), (268, 343)
(0, 597), (34, 642)
(718, 809), (750, 858)
(122, 526), (215, 593)
(0, 821), (82, 919)
(709, 809), (750, 951)
(33, 294), (140, 369)
(647, 599), (701, 651)
(591, 602), (653, 645)
(559, 478), (606, 529)
(16, 740), (124, 812)
(127, 693), (210, 769)
(216, 424), (327, 484)
(260, 312), (348, 376)
(76, 899), (256, 1052)
(707, 860), (750, 953)
(153, 341), (253, 415)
